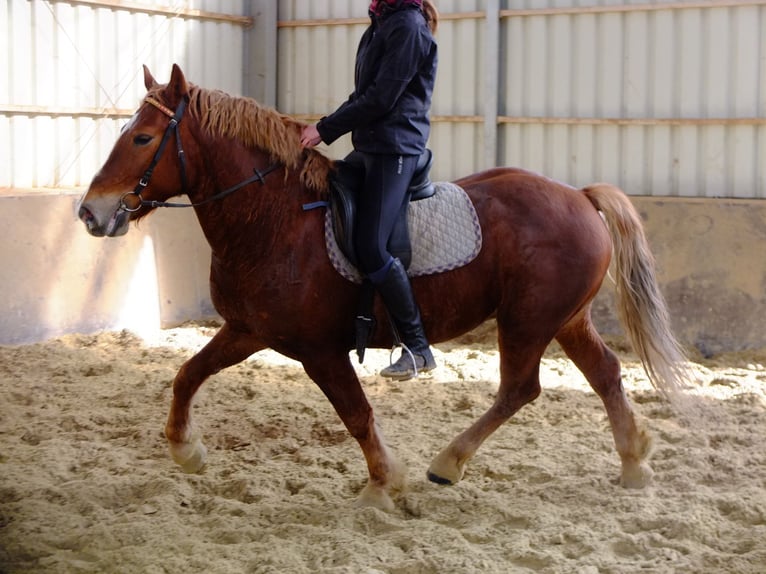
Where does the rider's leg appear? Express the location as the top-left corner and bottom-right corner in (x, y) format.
(373, 256), (436, 379)
(354, 153), (436, 380)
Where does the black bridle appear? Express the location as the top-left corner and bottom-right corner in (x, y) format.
(119, 96), (280, 212)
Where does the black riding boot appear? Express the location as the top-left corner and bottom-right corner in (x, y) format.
(374, 258), (436, 380)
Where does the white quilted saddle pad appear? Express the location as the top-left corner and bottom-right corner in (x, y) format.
(324, 181), (482, 284)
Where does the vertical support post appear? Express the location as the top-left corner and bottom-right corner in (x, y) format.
(484, 0), (500, 170)
(243, 0), (278, 105)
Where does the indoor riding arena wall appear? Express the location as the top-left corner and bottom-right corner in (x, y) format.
(2, 0), (765, 355)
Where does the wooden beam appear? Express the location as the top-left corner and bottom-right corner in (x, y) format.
(500, 0), (766, 18)
(5, 106), (764, 127)
(277, 1), (766, 28)
(276, 12), (488, 28)
(432, 115), (766, 126)
(496, 116), (766, 126)
(0, 105), (134, 118)
(48, 0), (253, 27)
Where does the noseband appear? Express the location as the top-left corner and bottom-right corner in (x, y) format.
(119, 96), (280, 212)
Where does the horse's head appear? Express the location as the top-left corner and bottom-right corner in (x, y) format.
(78, 64), (193, 237)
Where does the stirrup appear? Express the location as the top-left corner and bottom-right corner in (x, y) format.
(393, 345), (419, 377)
(380, 344), (434, 381)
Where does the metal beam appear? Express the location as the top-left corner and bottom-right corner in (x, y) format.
(243, 1), (277, 105)
(484, 0), (500, 170)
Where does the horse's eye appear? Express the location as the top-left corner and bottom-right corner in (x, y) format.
(133, 134), (153, 146)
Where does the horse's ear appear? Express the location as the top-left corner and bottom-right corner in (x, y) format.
(143, 65), (158, 91)
(166, 63), (190, 105)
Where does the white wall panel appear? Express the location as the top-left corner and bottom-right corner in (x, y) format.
(498, 1), (766, 198)
(277, 0), (371, 159)
(1, 0), (248, 191)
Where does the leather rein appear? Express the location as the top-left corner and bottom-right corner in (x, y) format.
(118, 96), (280, 212)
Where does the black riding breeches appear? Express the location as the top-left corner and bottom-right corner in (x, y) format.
(346, 151), (419, 281)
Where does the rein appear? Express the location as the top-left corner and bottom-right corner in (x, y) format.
(119, 96), (280, 212)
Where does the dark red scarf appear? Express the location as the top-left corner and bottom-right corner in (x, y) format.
(369, 0), (423, 17)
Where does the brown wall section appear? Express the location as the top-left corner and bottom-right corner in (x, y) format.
(0, 193), (215, 345)
(1, 193), (764, 354)
(592, 197), (766, 356)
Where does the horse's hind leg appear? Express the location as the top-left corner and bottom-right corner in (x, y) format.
(165, 322), (263, 473)
(428, 333), (545, 485)
(555, 312), (653, 488)
(302, 355), (404, 511)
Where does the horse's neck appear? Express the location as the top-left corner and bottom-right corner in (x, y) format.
(191, 161), (311, 261)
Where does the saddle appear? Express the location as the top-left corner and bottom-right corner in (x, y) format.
(313, 150), (482, 363)
(329, 149), (436, 270)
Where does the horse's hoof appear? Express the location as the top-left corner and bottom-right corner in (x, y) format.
(426, 471), (454, 485)
(620, 462), (653, 489)
(169, 439), (207, 473)
(427, 449), (466, 485)
(356, 483), (395, 512)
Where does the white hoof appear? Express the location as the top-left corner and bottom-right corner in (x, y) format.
(427, 449), (466, 485)
(356, 483), (395, 512)
(169, 438), (207, 473)
(621, 462), (653, 489)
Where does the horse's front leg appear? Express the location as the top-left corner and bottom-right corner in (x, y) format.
(165, 322), (263, 473)
(302, 355), (404, 511)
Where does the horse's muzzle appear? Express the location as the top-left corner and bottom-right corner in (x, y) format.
(78, 204), (103, 237)
(78, 202), (129, 237)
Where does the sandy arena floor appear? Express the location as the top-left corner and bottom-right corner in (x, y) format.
(1, 322), (764, 573)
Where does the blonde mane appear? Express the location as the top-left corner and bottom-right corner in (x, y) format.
(151, 84), (332, 193)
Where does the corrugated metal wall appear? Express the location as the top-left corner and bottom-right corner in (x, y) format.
(500, 0), (766, 198)
(2, 1), (764, 196)
(1, 0), (250, 191)
(277, 0), (766, 198)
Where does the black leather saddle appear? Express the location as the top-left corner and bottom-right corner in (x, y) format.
(329, 149), (436, 270)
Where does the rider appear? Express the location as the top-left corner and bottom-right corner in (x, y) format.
(300, 0), (439, 380)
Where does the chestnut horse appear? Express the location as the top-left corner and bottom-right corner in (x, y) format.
(78, 65), (688, 510)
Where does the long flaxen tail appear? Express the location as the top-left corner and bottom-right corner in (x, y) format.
(582, 184), (692, 399)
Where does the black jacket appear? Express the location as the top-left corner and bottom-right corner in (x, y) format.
(316, 6), (438, 155)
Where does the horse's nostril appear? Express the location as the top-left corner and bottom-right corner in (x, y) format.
(78, 205), (93, 223)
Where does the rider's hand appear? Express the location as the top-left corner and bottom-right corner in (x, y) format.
(300, 124), (322, 148)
